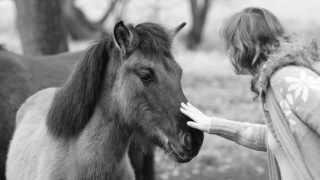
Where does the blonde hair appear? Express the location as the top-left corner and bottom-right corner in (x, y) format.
(221, 7), (285, 74)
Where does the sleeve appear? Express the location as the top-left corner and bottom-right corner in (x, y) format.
(209, 119), (267, 151)
(270, 66), (320, 135)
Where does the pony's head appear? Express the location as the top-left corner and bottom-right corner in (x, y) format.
(221, 7), (285, 75)
(110, 22), (203, 162)
(47, 22), (203, 162)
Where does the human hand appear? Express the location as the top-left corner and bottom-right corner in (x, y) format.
(180, 102), (212, 133)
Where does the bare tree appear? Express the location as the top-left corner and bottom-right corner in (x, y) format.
(187, 0), (212, 49)
(61, 0), (122, 40)
(15, 0), (123, 48)
(15, 0), (69, 55)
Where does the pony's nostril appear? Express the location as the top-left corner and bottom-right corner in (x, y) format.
(183, 133), (192, 150)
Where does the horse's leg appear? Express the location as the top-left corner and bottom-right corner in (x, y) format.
(141, 146), (154, 180)
(0, 152), (6, 180)
(0, 140), (8, 180)
(129, 139), (154, 180)
(0, 103), (16, 180)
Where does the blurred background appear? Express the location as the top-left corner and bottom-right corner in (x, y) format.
(0, 0), (319, 179)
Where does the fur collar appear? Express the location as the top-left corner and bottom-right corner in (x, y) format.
(251, 37), (320, 98)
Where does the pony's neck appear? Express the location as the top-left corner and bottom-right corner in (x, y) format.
(77, 104), (132, 174)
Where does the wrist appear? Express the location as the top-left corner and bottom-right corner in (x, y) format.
(208, 118), (239, 135)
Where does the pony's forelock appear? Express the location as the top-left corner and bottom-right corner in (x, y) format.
(134, 23), (172, 57)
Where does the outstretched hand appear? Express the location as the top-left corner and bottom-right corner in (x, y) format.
(180, 102), (212, 133)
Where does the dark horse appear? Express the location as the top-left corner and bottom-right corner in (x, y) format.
(0, 46), (82, 180)
(6, 22), (204, 180)
(0, 40), (154, 179)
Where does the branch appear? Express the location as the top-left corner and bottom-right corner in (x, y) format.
(96, 0), (119, 26)
(189, 0), (198, 24)
(199, 0), (212, 25)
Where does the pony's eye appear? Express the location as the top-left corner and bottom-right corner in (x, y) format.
(137, 68), (153, 84)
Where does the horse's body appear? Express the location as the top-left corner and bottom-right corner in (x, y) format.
(6, 22), (203, 180)
(0, 49), (82, 180)
(9, 87), (136, 180)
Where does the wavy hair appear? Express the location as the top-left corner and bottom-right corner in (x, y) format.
(221, 7), (285, 74)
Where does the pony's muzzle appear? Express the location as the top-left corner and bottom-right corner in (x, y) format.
(167, 141), (192, 162)
(167, 131), (201, 163)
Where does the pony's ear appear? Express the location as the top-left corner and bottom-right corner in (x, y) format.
(113, 21), (134, 55)
(170, 22), (186, 38)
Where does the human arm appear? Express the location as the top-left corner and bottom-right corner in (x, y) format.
(180, 103), (267, 151)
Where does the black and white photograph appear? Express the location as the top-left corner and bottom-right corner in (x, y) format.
(0, 0), (319, 180)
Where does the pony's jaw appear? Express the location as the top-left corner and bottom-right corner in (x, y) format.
(167, 141), (193, 162)
(154, 128), (201, 163)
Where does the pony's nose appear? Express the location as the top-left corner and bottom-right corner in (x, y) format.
(182, 133), (193, 151)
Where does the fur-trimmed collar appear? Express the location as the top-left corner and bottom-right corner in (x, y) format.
(251, 36), (320, 98)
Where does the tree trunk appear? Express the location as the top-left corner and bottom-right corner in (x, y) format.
(15, 0), (68, 55)
(187, 0), (212, 50)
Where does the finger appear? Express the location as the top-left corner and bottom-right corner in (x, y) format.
(185, 102), (201, 114)
(181, 102), (188, 109)
(187, 102), (205, 115)
(181, 104), (195, 114)
(186, 121), (202, 130)
(187, 102), (197, 110)
(180, 107), (192, 117)
(180, 108), (201, 122)
(182, 103), (202, 116)
(184, 107), (205, 120)
(187, 121), (209, 133)
(180, 107), (196, 119)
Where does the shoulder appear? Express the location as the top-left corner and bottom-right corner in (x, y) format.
(269, 65), (320, 135)
(270, 65), (319, 90)
(28, 88), (58, 103)
(269, 65), (320, 110)
(16, 88), (58, 125)
(269, 65), (320, 111)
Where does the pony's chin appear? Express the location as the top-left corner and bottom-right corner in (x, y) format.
(152, 131), (194, 162)
(167, 142), (193, 163)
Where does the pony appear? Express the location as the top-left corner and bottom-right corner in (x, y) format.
(0, 45), (155, 180)
(0, 48), (82, 180)
(6, 21), (204, 180)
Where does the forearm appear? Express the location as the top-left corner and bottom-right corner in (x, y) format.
(209, 119), (267, 151)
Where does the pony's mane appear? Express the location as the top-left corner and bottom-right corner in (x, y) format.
(47, 36), (113, 138)
(46, 23), (172, 138)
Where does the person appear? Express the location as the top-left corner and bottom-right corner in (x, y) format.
(180, 7), (320, 180)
